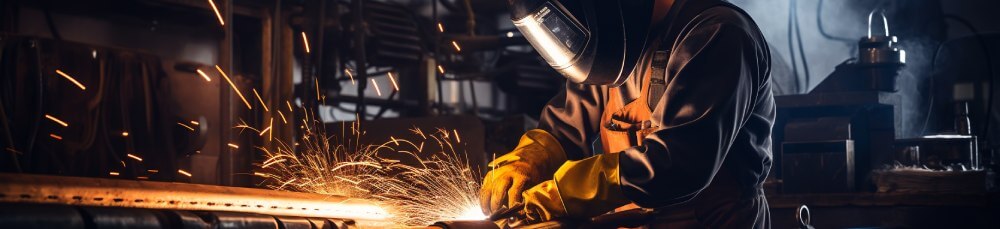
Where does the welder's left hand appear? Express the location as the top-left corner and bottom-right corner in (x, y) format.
(519, 152), (632, 223)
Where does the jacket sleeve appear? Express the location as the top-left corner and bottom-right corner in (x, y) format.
(619, 20), (763, 207)
(537, 83), (607, 160)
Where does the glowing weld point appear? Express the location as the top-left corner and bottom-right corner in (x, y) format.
(215, 65), (253, 110)
(178, 169), (193, 177)
(196, 69), (212, 82)
(253, 88), (269, 112)
(301, 31), (311, 53)
(45, 114), (69, 127)
(370, 79), (382, 96)
(177, 122), (195, 131)
(387, 72), (400, 91)
(437, 65), (445, 74)
(207, 0), (225, 26)
(227, 143), (240, 149)
(451, 41), (462, 52)
(127, 154), (143, 162)
(55, 70), (86, 90)
(49, 134), (63, 140)
(344, 69), (356, 85)
(109, 171), (120, 176)
(437, 22), (444, 32)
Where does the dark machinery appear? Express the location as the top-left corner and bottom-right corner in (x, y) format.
(776, 10), (906, 193)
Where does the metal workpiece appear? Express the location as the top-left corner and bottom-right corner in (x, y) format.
(0, 173), (388, 226)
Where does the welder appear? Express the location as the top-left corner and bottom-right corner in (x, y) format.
(481, 0), (773, 227)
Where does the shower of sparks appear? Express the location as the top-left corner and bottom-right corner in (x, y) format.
(215, 65), (253, 110)
(49, 134), (63, 140)
(122, 131), (129, 137)
(127, 154), (143, 162)
(45, 114), (69, 127)
(177, 122), (195, 131)
(228, 143), (240, 149)
(437, 22), (445, 32)
(178, 169), (193, 177)
(301, 32), (311, 53)
(437, 65), (445, 74)
(387, 72), (400, 91)
(196, 69), (212, 82)
(207, 0), (225, 26)
(451, 41), (462, 52)
(245, 112), (484, 226)
(344, 69), (356, 85)
(252, 88), (269, 112)
(371, 79), (383, 96)
(55, 70), (87, 90)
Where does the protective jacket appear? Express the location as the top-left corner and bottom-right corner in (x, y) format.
(537, 0), (774, 227)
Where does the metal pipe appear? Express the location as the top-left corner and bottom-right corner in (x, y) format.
(0, 173), (390, 225)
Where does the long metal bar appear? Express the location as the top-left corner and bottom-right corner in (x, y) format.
(219, 0), (234, 186)
(0, 173), (391, 225)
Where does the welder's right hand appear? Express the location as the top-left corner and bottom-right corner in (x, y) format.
(480, 129), (568, 215)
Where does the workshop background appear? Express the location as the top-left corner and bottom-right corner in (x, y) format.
(1, 0), (999, 228)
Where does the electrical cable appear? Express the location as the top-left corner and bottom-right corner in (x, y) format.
(919, 40), (946, 135)
(792, 0), (811, 91)
(42, 3), (62, 40)
(942, 14), (995, 148)
(786, 0), (801, 93)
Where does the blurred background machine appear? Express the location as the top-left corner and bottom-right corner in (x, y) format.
(1, 0), (1000, 228)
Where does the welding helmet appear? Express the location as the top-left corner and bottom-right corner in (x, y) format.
(509, 0), (655, 86)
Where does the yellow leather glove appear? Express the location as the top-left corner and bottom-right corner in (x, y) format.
(480, 129), (568, 215)
(521, 152), (630, 222)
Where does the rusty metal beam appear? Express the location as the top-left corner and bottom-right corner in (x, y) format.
(0, 173), (392, 226)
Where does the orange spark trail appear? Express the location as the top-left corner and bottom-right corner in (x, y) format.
(127, 154), (143, 162)
(451, 41), (462, 52)
(370, 79), (382, 96)
(301, 32), (311, 53)
(178, 169), (193, 177)
(207, 0), (225, 26)
(196, 69), (212, 82)
(55, 70), (86, 90)
(49, 134), (62, 140)
(215, 65), (253, 110)
(252, 88), (269, 111)
(344, 69), (356, 85)
(387, 72), (400, 91)
(45, 114), (69, 127)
